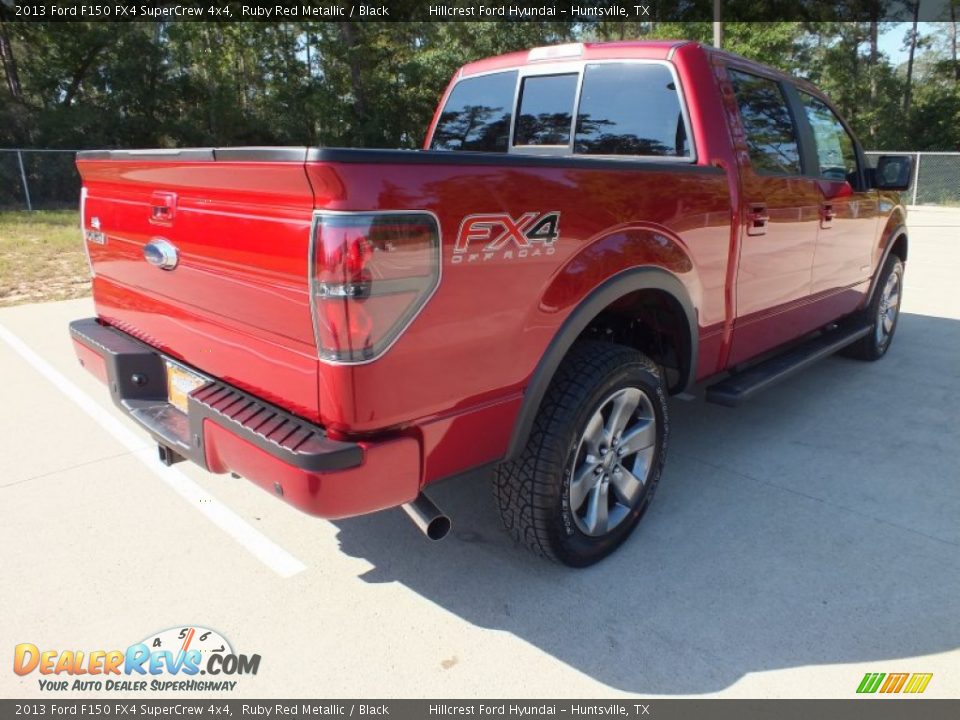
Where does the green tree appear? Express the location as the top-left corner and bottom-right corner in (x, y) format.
(0, 19), (956, 153)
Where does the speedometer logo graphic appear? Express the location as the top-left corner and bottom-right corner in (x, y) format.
(139, 626), (233, 662)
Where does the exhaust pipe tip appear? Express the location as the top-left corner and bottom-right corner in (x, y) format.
(424, 514), (452, 541)
(402, 493), (451, 541)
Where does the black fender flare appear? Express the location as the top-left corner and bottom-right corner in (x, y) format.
(505, 267), (699, 461)
(866, 223), (908, 305)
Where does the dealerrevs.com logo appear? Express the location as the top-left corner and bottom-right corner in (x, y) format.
(13, 626), (260, 692)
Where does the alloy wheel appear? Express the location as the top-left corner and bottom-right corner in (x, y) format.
(568, 387), (657, 537)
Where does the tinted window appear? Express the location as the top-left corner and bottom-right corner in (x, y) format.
(800, 93), (859, 182)
(431, 71), (517, 153)
(514, 74), (578, 146)
(729, 70), (801, 175)
(575, 63), (689, 157)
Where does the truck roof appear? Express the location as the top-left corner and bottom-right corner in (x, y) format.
(458, 39), (822, 99)
(459, 40), (691, 76)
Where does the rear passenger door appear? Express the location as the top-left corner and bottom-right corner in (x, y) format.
(727, 69), (822, 365)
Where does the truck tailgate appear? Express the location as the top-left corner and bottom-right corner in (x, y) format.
(77, 149), (321, 420)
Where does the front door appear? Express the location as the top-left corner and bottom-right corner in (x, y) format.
(797, 91), (879, 318)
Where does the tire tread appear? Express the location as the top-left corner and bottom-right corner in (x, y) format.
(493, 341), (663, 563)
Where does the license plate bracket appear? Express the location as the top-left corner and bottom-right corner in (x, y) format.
(164, 360), (207, 414)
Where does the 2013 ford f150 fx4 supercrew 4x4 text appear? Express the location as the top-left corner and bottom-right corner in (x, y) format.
(69, 41), (914, 566)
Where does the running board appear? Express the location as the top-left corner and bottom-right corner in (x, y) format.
(705, 323), (872, 407)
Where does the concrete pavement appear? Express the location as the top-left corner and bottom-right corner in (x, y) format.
(1, 208), (958, 699)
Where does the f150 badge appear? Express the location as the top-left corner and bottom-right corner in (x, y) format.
(454, 211), (560, 263)
(84, 216), (106, 245)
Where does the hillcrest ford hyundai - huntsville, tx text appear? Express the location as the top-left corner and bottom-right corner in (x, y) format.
(70, 41), (913, 566)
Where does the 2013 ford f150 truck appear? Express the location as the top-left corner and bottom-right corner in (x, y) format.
(70, 40), (914, 566)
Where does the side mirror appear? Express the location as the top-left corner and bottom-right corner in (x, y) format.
(872, 155), (914, 191)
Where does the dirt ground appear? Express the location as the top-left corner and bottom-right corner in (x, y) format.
(0, 210), (90, 307)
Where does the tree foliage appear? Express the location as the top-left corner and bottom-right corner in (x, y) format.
(0, 19), (957, 152)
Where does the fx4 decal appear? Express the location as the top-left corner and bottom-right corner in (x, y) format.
(453, 211), (560, 263)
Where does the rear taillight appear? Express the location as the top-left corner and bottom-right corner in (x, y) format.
(310, 211), (440, 363)
(79, 186), (95, 277)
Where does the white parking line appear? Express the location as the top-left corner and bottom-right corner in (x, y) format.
(0, 322), (308, 578)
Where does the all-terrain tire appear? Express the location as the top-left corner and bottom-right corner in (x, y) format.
(493, 341), (668, 567)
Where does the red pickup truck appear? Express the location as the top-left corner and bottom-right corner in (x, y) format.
(70, 40), (913, 566)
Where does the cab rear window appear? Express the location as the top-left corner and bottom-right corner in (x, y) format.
(432, 63), (692, 159)
(514, 74), (578, 146)
(576, 63), (689, 157)
(430, 71), (517, 153)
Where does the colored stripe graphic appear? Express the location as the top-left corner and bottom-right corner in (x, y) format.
(857, 673), (886, 693)
(903, 673), (933, 694)
(880, 673), (909, 693)
(857, 672), (933, 694)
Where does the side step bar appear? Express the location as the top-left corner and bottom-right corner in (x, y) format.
(705, 323), (872, 407)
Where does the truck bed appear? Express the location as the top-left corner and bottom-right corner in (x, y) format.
(78, 146), (731, 447)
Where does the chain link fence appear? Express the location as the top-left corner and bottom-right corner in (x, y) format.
(865, 151), (960, 207)
(2, 148), (959, 210)
(1, 149), (81, 210)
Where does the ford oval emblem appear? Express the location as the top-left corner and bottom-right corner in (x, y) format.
(143, 238), (179, 270)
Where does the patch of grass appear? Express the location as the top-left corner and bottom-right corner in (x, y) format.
(0, 210), (90, 307)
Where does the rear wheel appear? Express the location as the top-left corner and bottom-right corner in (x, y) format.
(494, 341), (668, 567)
(843, 254), (904, 361)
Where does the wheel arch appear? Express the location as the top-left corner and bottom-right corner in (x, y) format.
(867, 222), (908, 305)
(505, 267), (698, 461)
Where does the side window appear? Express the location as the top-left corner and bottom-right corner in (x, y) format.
(430, 71), (517, 153)
(729, 70), (802, 175)
(799, 93), (859, 183)
(514, 74), (578, 147)
(575, 63), (689, 157)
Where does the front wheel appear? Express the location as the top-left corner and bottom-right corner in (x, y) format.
(494, 341), (668, 567)
(843, 254), (904, 361)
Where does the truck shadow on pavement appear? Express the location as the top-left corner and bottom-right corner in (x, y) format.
(328, 312), (960, 694)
